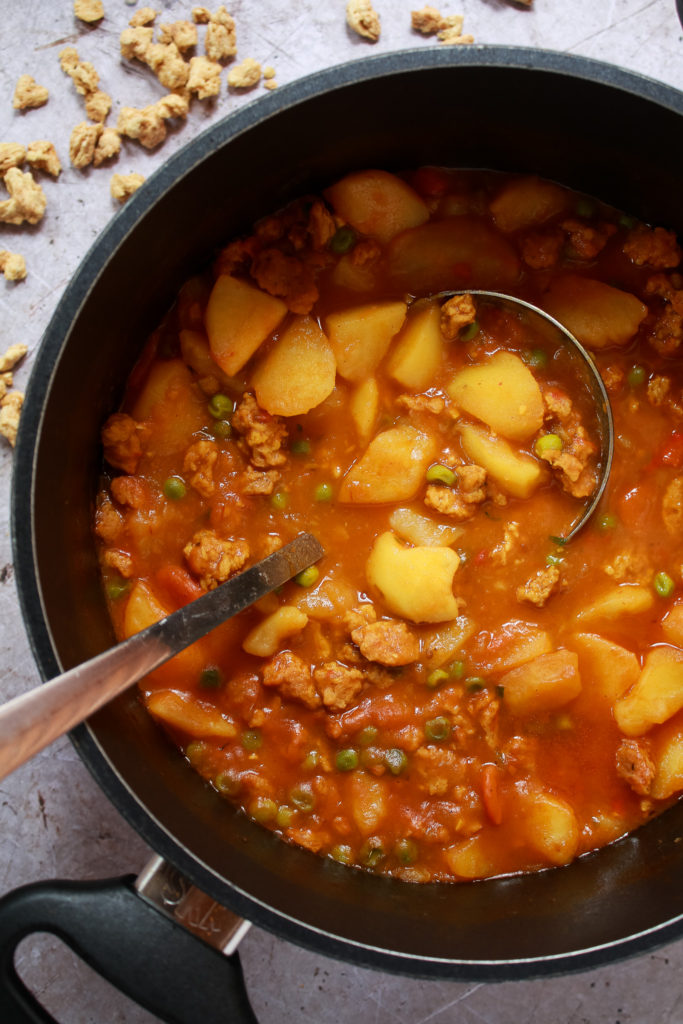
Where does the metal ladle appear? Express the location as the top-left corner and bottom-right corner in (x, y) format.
(437, 289), (614, 542)
(0, 533), (323, 782)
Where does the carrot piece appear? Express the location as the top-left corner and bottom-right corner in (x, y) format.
(481, 764), (504, 826)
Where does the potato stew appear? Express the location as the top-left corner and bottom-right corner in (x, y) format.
(96, 167), (683, 883)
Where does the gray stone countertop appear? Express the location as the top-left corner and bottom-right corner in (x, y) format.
(1, 1), (683, 1021)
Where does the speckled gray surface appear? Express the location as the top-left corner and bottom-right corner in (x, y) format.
(1, 2), (683, 1021)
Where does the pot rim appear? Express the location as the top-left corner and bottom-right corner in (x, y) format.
(11, 46), (683, 979)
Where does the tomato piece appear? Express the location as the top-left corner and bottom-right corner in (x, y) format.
(155, 565), (203, 610)
(652, 431), (683, 469)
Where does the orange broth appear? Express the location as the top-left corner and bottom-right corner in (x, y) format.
(95, 167), (683, 883)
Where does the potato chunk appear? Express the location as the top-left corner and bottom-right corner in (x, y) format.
(662, 600), (683, 647)
(423, 615), (475, 669)
(205, 275), (287, 375)
(445, 836), (498, 880)
(499, 649), (581, 715)
(339, 424), (436, 503)
(448, 351), (544, 441)
(348, 773), (388, 834)
(386, 300), (444, 389)
(366, 531), (460, 623)
(146, 690), (237, 739)
(242, 605), (309, 657)
(574, 584), (654, 626)
(251, 315), (336, 416)
(325, 301), (407, 382)
(325, 169), (429, 244)
(133, 359), (207, 454)
(542, 274), (647, 350)
(389, 507), (462, 547)
(489, 176), (570, 233)
(124, 582), (208, 686)
(615, 646), (683, 736)
(568, 632), (640, 704)
(349, 377), (379, 443)
(651, 722), (683, 799)
(387, 216), (520, 293)
(518, 788), (580, 866)
(459, 423), (542, 498)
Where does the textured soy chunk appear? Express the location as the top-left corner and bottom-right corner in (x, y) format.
(542, 274), (647, 350)
(489, 176), (570, 233)
(386, 300), (444, 390)
(366, 531), (460, 623)
(387, 216), (520, 293)
(500, 649), (582, 715)
(615, 646), (683, 736)
(146, 690), (237, 739)
(252, 315), (336, 416)
(205, 275), (287, 376)
(339, 424), (436, 503)
(459, 423), (542, 498)
(325, 169), (429, 244)
(448, 351), (544, 441)
(325, 301), (407, 382)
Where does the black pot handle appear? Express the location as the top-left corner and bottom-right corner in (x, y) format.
(0, 876), (258, 1024)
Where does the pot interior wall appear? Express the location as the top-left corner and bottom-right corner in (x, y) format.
(18, 54), (683, 974)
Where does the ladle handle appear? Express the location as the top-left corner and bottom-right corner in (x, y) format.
(0, 533), (323, 782)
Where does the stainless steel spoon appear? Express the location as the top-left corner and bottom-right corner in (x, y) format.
(0, 532), (323, 782)
(437, 289), (614, 542)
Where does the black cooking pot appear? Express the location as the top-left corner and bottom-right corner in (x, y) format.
(3, 47), (683, 1023)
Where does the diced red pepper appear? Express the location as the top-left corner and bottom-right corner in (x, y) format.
(481, 763), (504, 826)
(155, 565), (203, 610)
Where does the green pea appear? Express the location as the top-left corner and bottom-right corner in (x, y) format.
(242, 729), (262, 751)
(106, 578), (130, 600)
(289, 783), (316, 812)
(619, 213), (638, 230)
(460, 321), (480, 341)
(426, 668), (449, 689)
(627, 365), (646, 389)
(359, 746), (384, 771)
(654, 571), (675, 598)
(449, 660), (465, 679)
(214, 770), (241, 796)
(250, 796), (277, 823)
(426, 463), (456, 487)
(208, 393), (234, 419)
(291, 438), (311, 455)
(523, 348), (548, 370)
(276, 805), (296, 827)
(384, 748), (408, 776)
(302, 749), (320, 770)
(424, 716), (451, 741)
(200, 666), (222, 689)
(314, 482), (333, 503)
(575, 197), (596, 218)
(546, 553), (564, 566)
(465, 676), (486, 692)
(335, 748), (359, 772)
(295, 565), (320, 587)
(270, 489), (289, 511)
(357, 725), (378, 746)
(210, 419), (232, 440)
(330, 844), (352, 864)
(185, 740), (209, 768)
(394, 838), (418, 865)
(597, 513), (617, 531)
(329, 225), (356, 254)
(163, 475), (186, 500)
(534, 433), (563, 457)
(361, 841), (385, 868)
